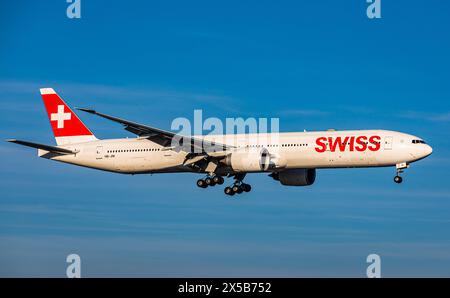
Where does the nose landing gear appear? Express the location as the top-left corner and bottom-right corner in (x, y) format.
(394, 162), (408, 184)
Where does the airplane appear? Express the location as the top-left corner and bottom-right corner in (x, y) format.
(7, 88), (433, 196)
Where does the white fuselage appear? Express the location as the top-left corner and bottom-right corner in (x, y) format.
(40, 129), (433, 174)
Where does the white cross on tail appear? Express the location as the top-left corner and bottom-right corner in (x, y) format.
(51, 105), (71, 128)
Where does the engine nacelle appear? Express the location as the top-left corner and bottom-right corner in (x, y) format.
(271, 169), (316, 186)
(224, 148), (271, 172)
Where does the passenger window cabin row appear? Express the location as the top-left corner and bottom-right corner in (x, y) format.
(107, 148), (161, 153)
(107, 143), (311, 153)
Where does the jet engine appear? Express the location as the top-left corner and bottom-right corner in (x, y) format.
(270, 169), (316, 186)
(224, 148), (272, 172)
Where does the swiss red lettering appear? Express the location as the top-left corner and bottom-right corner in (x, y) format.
(314, 135), (381, 153)
(349, 136), (355, 151)
(368, 135), (381, 151)
(315, 137), (327, 153)
(328, 136), (349, 152)
(355, 136), (367, 152)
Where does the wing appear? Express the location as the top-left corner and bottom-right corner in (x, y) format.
(76, 108), (233, 155)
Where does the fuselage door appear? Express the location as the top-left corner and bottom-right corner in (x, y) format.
(384, 136), (393, 150)
(96, 146), (103, 159)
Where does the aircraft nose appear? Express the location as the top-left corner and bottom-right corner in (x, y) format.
(424, 144), (433, 157)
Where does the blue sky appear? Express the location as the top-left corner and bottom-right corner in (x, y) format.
(1, 0), (450, 277)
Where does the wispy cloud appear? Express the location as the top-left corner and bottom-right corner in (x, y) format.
(6, 80), (447, 125)
(278, 109), (330, 117)
(0, 79), (238, 113)
(279, 106), (450, 123)
(399, 111), (450, 122)
(339, 106), (375, 114)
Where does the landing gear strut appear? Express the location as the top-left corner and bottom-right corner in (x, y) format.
(394, 163), (408, 184)
(224, 174), (251, 196)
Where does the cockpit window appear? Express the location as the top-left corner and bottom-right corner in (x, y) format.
(412, 139), (426, 144)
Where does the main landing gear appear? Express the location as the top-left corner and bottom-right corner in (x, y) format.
(224, 182), (251, 196)
(394, 162), (408, 184)
(196, 173), (252, 196)
(224, 174), (251, 196)
(197, 175), (224, 188)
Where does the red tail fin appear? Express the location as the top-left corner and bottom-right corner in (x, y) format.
(40, 88), (97, 145)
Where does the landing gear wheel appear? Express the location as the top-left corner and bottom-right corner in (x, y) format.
(205, 177), (216, 186)
(197, 179), (207, 188)
(224, 187), (235, 196)
(394, 176), (403, 184)
(226, 173), (252, 196)
(394, 163), (407, 185)
(232, 185), (240, 193)
(242, 184), (252, 192)
(213, 176), (224, 185)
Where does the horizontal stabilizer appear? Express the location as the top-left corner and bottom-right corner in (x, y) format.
(6, 139), (77, 154)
